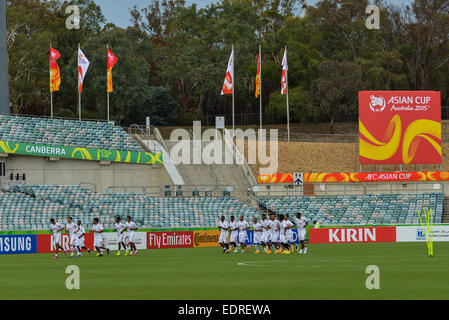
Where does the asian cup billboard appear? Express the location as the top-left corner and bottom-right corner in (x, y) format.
(359, 91), (441, 165)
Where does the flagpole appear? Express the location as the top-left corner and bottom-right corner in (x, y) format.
(107, 43), (109, 122)
(259, 45), (262, 131)
(50, 43), (53, 119)
(285, 45), (290, 142)
(232, 44), (235, 133)
(78, 43), (81, 121)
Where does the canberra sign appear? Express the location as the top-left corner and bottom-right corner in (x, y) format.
(0, 140), (163, 165)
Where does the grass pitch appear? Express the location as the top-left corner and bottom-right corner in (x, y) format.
(1, 243), (449, 300)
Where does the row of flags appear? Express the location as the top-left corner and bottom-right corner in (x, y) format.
(49, 46), (119, 93)
(220, 47), (288, 97)
(51, 45), (286, 98)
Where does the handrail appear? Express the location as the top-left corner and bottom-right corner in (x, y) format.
(209, 165), (220, 186)
(223, 129), (258, 185)
(252, 181), (444, 197)
(106, 185), (162, 195)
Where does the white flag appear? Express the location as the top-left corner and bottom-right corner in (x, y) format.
(221, 48), (234, 95)
(78, 48), (90, 93)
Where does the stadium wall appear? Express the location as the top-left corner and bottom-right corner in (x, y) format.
(237, 140), (447, 174)
(2, 154), (173, 192)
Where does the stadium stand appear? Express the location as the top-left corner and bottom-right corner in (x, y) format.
(0, 115), (142, 152)
(258, 193), (444, 225)
(0, 184), (261, 231)
(0, 183), (445, 231)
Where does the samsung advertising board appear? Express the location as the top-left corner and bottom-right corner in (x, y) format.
(0, 235), (37, 254)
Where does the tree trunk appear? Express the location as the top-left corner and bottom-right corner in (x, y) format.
(196, 93), (204, 121)
(330, 117), (335, 134)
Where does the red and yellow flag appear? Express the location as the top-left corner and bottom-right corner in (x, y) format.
(50, 47), (61, 92)
(107, 48), (119, 93)
(255, 51), (261, 98)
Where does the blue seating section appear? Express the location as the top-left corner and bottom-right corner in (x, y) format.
(0, 115), (142, 152)
(0, 184), (261, 231)
(259, 193), (444, 225)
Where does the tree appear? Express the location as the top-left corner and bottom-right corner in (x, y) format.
(308, 60), (363, 133)
(124, 86), (180, 126)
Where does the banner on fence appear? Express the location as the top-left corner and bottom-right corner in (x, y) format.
(36, 233), (94, 253)
(147, 231), (194, 249)
(309, 226), (396, 244)
(258, 171), (449, 184)
(0, 235), (37, 254)
(0, 140), (163, 165)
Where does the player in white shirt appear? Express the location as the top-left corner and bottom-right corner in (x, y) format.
(91, 218), (110, 257)
(295, 212), (309, 254)
(114, 216), (128, 256)
(285, 214), (295, 252)
(74, 220), (90, 255)
(66, 217), (79, 257)
(275, 214), (286, 254)
(237, 215), (249, 254)
(260, 214), (272, 253)
(229, 216), (239, 253)
(125, 216), (139, 256)
(252, 217), (263, 254)
(269, 213), (281, 254)
(280, 215), (294, 254)
(278, 214), (288, 254)
(218, 216), (230, 253)
(50, 218), (67, 259)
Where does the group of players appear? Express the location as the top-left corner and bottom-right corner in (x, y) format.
(49, 216), (139, 259)
(218, 212), (308, 254)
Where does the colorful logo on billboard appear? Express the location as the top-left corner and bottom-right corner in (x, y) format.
(359, 91), (441, 164)
(193, 230), (220, 247)
(369, 95), (386, 112)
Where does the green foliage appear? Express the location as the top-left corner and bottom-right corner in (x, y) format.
(5, 0), (449, 128)
(123, 86), (180, 126)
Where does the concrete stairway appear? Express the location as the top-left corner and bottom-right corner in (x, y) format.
(164, 140), (252, 199)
